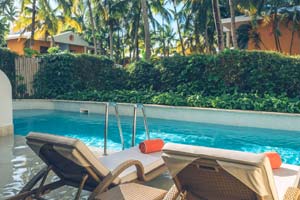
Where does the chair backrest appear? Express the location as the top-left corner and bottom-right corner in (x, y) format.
(26, 132), (111, 190)
(162, 143), (278, 200)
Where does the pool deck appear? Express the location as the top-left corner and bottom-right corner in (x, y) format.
(0, 135), (172, 199)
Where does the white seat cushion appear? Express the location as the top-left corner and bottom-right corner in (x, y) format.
(100, 146), (164, 184)
(273, 163), (300, 200)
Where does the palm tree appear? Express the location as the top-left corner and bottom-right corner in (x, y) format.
(30, 0), (36, 48)
(141, 0), (151, 60)
(212, 0), (224, 51)
(229, 0), (238, 48)
(95, 0), (129, 59)
(20, 0), (38, 48)
(182, 0), (215, 54)
(15, 0), (82, 46)
(280, 6), (300, 54)
(170, 0), (185, 55)
(86, 0), (97, 54)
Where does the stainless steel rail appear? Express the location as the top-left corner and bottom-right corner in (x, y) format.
(131, 104), (150, 147)
(103, 102), (124, 155)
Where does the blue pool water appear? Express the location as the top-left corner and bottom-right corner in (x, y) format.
(14, 109), (300, 164)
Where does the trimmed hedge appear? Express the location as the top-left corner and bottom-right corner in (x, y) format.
(141, 50), (300, 97)
(57, 90), (300, 113)
(34, 53), (128, 98)
(0, 48), (17, 96)
(34, 50), (300, 98)
(10, 49), (300, 113)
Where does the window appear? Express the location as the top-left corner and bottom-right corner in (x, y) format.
(40, 46), (49, 54)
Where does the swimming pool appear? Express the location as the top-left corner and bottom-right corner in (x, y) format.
(14, 109), (300, 164)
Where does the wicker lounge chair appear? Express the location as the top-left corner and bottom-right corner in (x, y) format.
(94, 143), (300, 200)
(7, 132), (166, 200)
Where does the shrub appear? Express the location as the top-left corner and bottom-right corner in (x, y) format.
(57, 90), (300, 113)
(32, 50), (300, 113)
(214, 50), (300, 97)
(153, 50), (300, 97)
(0, 48), (17, 96)
(34, 53), (128, 98)
(187, 93), (300, 113)
(57, 90), (158, 104)
(34, 53), (77, 98)
(151, 92), (186, 106)
(126, 60), (161, 90)
(24, 48), (39, 57)
(47, 47), (61, 54)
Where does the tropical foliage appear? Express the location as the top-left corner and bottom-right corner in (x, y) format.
(0, 48), (17, 95)
(57, 90), (300, 113)
(1, 0), (300, 61)
(31, 50), (300, 107)
(1, 46), (300, 112)
(0, 0), (16, 46)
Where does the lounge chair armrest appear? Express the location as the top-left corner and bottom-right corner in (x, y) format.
(88, 159), (145, 199)
(284, 187), (300, 200)
(162, 185), (179, 200)
(111, 159), (146, 181)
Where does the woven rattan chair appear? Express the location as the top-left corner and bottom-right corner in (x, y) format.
(94, 143), (300, 200)
(162, 143), (300, 200)
(6, 132), (166, 200)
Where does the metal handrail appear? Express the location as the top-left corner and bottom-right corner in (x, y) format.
(131, 104), (150, 147)
(103, 102), (124, 156)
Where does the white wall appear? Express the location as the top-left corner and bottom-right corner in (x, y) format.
(0, 70), (13, 136)
(13, 99), (300, 131)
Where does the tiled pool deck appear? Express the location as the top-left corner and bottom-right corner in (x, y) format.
(0, 135), (172, 199)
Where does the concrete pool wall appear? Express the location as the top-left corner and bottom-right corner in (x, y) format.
(13, 99), (300, 131)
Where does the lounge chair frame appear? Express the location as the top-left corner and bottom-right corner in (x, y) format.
(7, 159), (163, 200)
(6, 132), (166, 200)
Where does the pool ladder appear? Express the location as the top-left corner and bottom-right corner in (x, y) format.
(103, 103), (149, 155)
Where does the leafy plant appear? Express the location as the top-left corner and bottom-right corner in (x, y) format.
(57, 90), (300, 113)
(47, 47), (61, 54)
(0, 48), (17, 97)
(24, 48), (39, 57)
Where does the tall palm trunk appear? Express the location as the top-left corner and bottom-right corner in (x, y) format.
(141, 0), (151, 60)
(229, 0), (238, 48)
(30, 0), (36, 48)
(290, 29), (295, 55)
(172, 0), (185, 55)
(195, 12), (201, 53)
(162, 18), (166, 57)
(204, 24), (210, 53)
(212, 0), (224, 52)
(50, 36), (55, 47)
(87, 0), (97, 54)
(133, 8), (141, 61)
(109, 22), (113, 59)
(273, 11), (282, 52)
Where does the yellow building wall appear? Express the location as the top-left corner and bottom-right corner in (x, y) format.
(7, 38), (86, 55)
(32, 40), (50, 52)
(69, 45), (85, 53)
(7, 39), (51, 55)
(7, 38), (27, 55)
(248, 21), (300, 55)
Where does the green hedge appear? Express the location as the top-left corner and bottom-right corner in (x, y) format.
(128, 50), (300, 97)
(57, 90), (300, 113)
(34, 53), (128, 98)
(29, 50), (300, 113)
(0, 48), (17, 96)
(34, 50), (300, 98)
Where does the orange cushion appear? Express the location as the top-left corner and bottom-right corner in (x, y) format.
(139, 139), (164, 154)
(265, 152), (282, 169)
